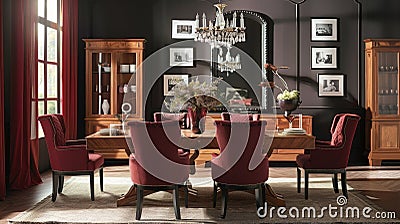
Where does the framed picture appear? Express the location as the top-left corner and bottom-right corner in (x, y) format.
(172, 20), (196, 39)
(311, 47), (338, 69)
(163, 74), (189, 96)
(170, 48), (194, 67)
(311, 18), (338, 41)
(318, 74), (344, 96)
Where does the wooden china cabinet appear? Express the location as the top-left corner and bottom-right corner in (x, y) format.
(365, 39), (400, 165)
(84, 39), (145, 135)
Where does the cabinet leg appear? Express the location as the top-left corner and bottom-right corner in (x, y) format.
(369, 159), (382, 166)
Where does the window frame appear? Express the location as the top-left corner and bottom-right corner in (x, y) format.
(35, 0), (62, 138)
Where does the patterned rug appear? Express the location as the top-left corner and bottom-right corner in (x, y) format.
(9, 174), (399, 223)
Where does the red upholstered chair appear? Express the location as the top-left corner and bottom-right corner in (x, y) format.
(153, 112), (188, 129)
(127, 120), (190, 220)
(220, 112), (260, 122)
(296, 113), (361, 199)
(211, 120), (269, 218)
(53, 114), (86, 145)
(38, 114), (104, 201)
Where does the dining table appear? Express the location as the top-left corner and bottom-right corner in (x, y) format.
(86, 127), (315, 207)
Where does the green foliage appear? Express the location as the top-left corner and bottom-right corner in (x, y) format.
(277, 89), (300, 100)
(164, 77), (222, 112)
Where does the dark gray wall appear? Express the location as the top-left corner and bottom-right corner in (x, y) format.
(74, 0), (400, 165)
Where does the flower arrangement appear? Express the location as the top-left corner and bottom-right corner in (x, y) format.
(259, 63), (300, 101)
(164, 77), (222, 112)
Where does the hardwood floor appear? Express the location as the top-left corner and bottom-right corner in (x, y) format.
(0, 165), (399, 223)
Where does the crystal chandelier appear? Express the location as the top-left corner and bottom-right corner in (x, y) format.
(194, 2), (246, 47)
(217, 46), (241, 73)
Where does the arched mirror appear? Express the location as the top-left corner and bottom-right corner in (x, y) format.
(211, 10), (274, 111)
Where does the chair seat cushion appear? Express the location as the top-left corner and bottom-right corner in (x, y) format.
(88, 153), (104, 170)
(296, 154), (311, 169)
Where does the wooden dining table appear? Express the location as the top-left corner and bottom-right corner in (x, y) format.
(86, 128), (315, 207)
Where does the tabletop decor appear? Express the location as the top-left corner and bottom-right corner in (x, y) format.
(259, 63), (301, 129)
(165, 77), (222, 134)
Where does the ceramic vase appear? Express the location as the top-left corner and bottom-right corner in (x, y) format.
(102, 99), (110, 114)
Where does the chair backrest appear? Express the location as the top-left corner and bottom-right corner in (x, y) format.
(220, 112), (260, 122)
(212, 120), (269, 185)
(127, 120), (189, 185)
(153, 112), (188, 129)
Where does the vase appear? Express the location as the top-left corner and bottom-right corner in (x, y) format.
(188, 107), (207, 134)
(278, 98), (301, 129)
(102, 99), (110, 114)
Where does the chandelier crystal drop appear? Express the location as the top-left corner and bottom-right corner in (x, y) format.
(194, 3), (246, 47)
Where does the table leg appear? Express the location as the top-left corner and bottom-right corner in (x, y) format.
(117, 185), (136, 207)
(117, 185), (153, 207)
(265, 183), (285, 207)
(189, 149), (200, 175)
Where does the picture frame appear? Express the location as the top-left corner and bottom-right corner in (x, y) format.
(169, 48), (194, 67)
(172, 20), (196, 39)
(311, 18), (338, 41)
(163, 74), (189, 96)
(311, 47), (338, 69)
(318, 74), (344, 96)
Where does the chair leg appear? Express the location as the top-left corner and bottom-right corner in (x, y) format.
(184, 185), (188, 208)
(173, 185), (181, 219)
(99, 167), (104, 192)
(58, 175), (64, 193)
(255, 183), (264, 209)
(52, 171), (58, 202)
(213, 181), (217, 208)
(220, 184), (228, 219)
(341, 171), (348, 199)
(305, 170), (309, 200)
(90, 172), (95, 201)
(136, 185), (143, 220)
(297, 167), (301, 193)
(332, 173), (339, 193)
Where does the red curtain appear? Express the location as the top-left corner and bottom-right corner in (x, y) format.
(0, 0), (6, 200)
(62, 0), (78, 139)
(9, 0), (42, 189)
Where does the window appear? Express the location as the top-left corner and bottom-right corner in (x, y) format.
(35, 0), (62, 137)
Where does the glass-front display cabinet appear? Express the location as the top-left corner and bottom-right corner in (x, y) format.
(365, 39), (400, 165)
(84, 39), (144, 135)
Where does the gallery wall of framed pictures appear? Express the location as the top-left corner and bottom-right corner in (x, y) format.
(311, 17), (344, 97)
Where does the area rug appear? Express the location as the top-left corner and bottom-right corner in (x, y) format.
(9, 175), (399, 224)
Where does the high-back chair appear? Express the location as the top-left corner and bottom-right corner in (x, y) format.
(211, 120), (268, 218)
(220, 112), (260, 122)
(296, 113), (361, 199)
(127, 120), (190, 220)
(38, 114), (104, 201)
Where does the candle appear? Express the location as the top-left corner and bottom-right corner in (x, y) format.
(202, 13), (207, 28)
(195, 13), (199, 29)
(240, 13), (245, 28)
(233, 12), (237, 27)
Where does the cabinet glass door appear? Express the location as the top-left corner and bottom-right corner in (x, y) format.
(91, 52), (111, 115)
(377, 52), (399, 115)
(116, 52), (137, 115)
